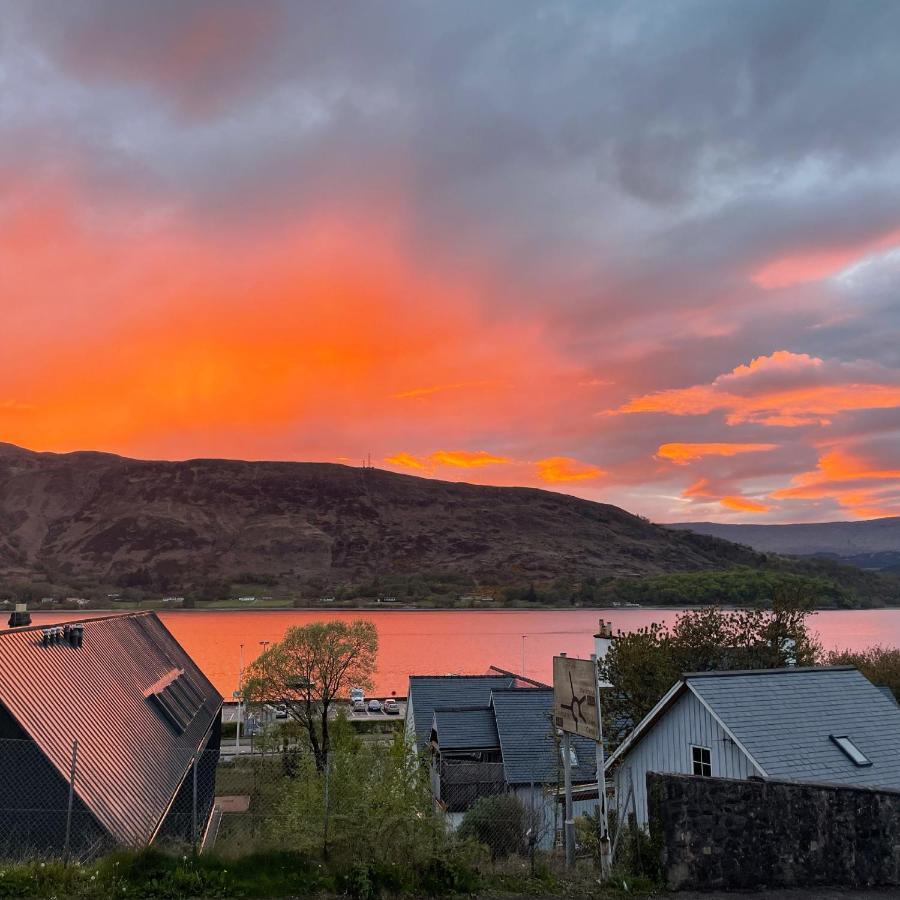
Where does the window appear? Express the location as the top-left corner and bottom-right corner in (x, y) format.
(830, 735), (872, 767)
(691, 745), (712, 777)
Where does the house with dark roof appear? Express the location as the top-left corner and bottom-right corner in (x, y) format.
(604, 666), (900, 828)
(424, 685), (597, 847)
(0, 611), (222, 858)
(405, 674), (525, 751)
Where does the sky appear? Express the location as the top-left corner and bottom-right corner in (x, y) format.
(2, 0), (900, 524)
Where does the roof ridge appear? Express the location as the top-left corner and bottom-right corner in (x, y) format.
(433, 704), (492, 713)
(0, 609), (156, 637)
(491, 687), (552, 694)
(410, 674), (513, 680)
(684, 665), (857, 679)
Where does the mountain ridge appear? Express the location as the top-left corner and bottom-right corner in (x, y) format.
(0, 442), (759, 589)
(668, 518), (900, 571)
(0, 442), (895, 605)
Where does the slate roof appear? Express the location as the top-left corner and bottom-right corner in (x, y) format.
(877, 684), (899, 707)
(0, 612), (222, 845)
(407, 675), (518, 750)
(432, 706), (499, 750)
(491, 689), (596, 785)
(686, 667), (900, 790)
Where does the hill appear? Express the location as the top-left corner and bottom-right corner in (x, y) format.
(0, 442), (896, 606)
(667, 519), (900, 571)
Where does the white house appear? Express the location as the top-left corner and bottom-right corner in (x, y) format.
(605, 666), (900, 828)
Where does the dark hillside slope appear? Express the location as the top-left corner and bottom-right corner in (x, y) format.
(0, 442), (895, 604)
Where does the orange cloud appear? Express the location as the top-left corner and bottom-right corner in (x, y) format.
(770, 448), (900, 517)
(613, 351), (900, 427)
(430, 450), (511, 468)
(536, 456), (605, 482)
(752, 228), (900, 289)
(720, 496), (770, 513)
(385, 450), (511, 472)
(657, 442), (778, 464)
(384, 452), (429, 471)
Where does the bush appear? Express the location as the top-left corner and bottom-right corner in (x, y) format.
(456, 794), (530, 860)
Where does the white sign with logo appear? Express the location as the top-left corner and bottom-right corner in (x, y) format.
(553, 655), (599, 740)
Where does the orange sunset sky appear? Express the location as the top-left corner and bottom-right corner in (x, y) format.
(2, 1), (900, 523)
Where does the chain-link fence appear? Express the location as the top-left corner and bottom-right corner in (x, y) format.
(0, 732), (627, 877)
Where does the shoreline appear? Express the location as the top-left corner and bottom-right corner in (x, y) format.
(18, 603), (892, 615)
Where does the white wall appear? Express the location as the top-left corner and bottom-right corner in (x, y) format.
(612, 689), (758, 828)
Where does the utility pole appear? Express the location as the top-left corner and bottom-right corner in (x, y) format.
(592, 652), (612, 877)
(559, 652), (575, 869)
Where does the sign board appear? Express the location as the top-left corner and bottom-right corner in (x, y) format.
(553, 656), (598, 740)
(232, 690), (243, 700)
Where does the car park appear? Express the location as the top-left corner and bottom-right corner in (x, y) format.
(383, 698), (400, 715)
(367, 698), (382, 713)
(352, 699), (366, 712)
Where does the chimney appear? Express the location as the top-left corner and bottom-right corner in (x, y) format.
(594, 618), (614, 689)
(8, 602), (31, 628)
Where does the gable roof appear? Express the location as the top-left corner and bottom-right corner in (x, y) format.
(431, 706), (499, 750)
(491, 689), (596, 785)
(0, 612), (221, 845)
(407, 675), (518, 750)
(606, 667), (900, 791)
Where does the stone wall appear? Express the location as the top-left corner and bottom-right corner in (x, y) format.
(648, 772), (900, 891)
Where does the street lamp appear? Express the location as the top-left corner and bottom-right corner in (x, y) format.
(235, 643), (244, 753)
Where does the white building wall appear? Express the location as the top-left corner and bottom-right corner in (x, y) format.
(612, 689), (758, 828)
(404, 696), (417, 747)
(512, 784), (558, 851)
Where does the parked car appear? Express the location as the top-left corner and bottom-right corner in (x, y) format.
(352, 699), (366, 712)
(274, 703), (288, 719)
(349, 687), (365, 703)
(367, 698), (382, 713)
(383, 698), (400, 715)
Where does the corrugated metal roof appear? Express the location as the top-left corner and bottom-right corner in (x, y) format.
(407, 676), (518, 750)
(432, 706), (500, 750)
(491, 689), (596, 785)
(686, 667), (900, 790)
(0, 612), (222, 845)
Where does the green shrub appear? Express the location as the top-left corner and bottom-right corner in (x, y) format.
(456, 794), (530, 860)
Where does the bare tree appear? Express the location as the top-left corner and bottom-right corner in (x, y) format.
(244, 620), (377, 771)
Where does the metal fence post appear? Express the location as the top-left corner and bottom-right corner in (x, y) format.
(192, 751), (199, 850)
(562, 732), (574, 869)
(64, 739), (78, 864)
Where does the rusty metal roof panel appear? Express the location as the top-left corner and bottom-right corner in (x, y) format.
(0, 612), (222, 846)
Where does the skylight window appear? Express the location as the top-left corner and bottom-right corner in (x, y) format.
(830, 735), (872, 767)
(147, 669), (205, 734)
